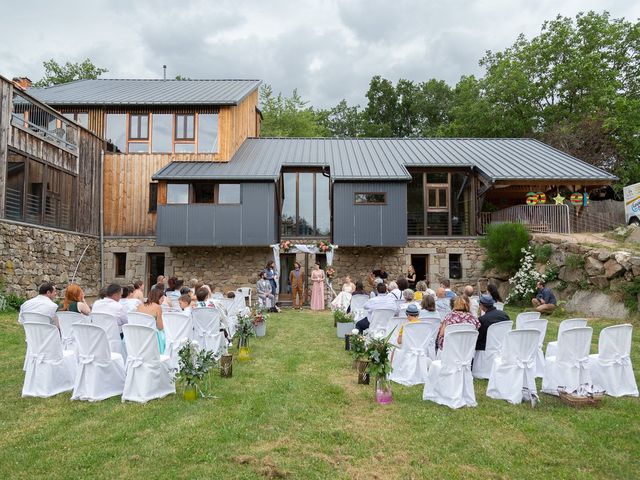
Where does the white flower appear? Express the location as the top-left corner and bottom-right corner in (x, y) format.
(373, 331), (385, 340)
(351, 328), (359, 335)
(191, 340), (200, 348)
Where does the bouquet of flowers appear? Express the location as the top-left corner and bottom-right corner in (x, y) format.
(174, 339), (217, 393)
(325, 266), (335, 279)
(236, 313), (256, 340)
(252, 306), (269, 326)
(280, 240), (292, 252)
(350, 328), (367, 361)
(316, 240), (334, 252)
(365, 329), (397, 378)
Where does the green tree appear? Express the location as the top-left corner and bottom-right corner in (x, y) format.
(317, 99), (363, 137)
(33, 58), (108, 87)
(259, 85), (327, 137)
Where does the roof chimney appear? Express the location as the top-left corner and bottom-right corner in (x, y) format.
(163, 65), (166, 80)
(12, 77), (32, 90)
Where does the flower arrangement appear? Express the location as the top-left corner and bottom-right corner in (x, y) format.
(316, 240), (334, 252)
(350, 329), (367, 361)
(325, 266), (335, 279)
(236, 313), (256, 341)
(506, 246), (547, 304)
(280, 240), (292, 252)
(365, 329), (397, 379)
(252, 306), (269, 326)
(174, 339), (217, 398)
(333, 309), (353, 324)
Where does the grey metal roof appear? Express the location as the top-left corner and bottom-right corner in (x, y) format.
(28, 79), (261, 106)
(152, 137), (616, 182)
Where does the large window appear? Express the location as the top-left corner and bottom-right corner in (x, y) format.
(62, 112), (88, 128)
(281, 172), (330, 237)
(408, 171), (472, 236)
(198, 113), (219, 153)
(152, 114), (172, 153)
(105, 113), (126, 153)
(3, 150), (75, 230)
(167, 184), (189, 204)
(169, 183), (241, 204)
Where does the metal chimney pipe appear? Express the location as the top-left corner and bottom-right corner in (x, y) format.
(163, 65), (167, 80)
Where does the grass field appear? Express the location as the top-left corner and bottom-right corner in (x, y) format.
(1, 308), (639, 479)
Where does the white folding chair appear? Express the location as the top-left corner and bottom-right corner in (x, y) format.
(21, 322), (76, 398)
(423, 330), (479, 409)
(494, 302), (505, 311)
(237, 287), (252, 307)
(390, 322), (438, 386)
(349, 295), (370, 323)
(90, 313), (123, 357)
(368, 309), (397, 337)
(545, 318), (588, 359)
(57, 311), (86, 351)
(542, 327), (593, 396)
(191, 307), (226, 358)
(486, 329), (540, 404)
(472, 321), (513, 379)
(419, 310), (441, 321)
(127, 312), (157, 329)
(445, 323), (475, 335)
(163, 313), (194, 369)
(515, 311), (541, 329)
(521, 319), (548, 378)
(71, 323), (125, 401)
(212, 292), (224, 300)
(21, 312), (53, 324)
(121, 324), (175, 403)
(589, 324), (638, 397)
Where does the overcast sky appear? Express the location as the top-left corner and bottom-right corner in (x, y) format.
(2, 0), (639, 108)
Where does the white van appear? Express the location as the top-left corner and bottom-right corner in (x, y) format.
(624, 182), (640, 225)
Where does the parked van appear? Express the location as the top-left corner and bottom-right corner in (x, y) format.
(624, 182), (640, 225)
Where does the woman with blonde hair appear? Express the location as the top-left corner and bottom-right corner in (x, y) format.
(61, 284), (91, 315)
(436, 296), (480, 351)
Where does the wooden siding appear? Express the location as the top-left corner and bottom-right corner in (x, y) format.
(219, 90), (259, 161)
(0, 79), (11, 215)
(76, 130), (104, 235)
(10, 127), (78, 173)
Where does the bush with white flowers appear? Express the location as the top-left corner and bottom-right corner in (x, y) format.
(506, 246), (547, 304)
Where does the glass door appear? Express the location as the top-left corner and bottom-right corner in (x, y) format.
(278, 254), (297, 303)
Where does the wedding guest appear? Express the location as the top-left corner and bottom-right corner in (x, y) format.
(178, 294), (193, 314)
(532, 280), (557, 313)
(463, 285), (479, 318)
(151, 275), (166, 292)
(165, 277), (181, 303)
(435, 287), (452, 318)
(399, 289), (416, 311)
(265, 260), (279, 301)
(487, 283), (503, 303)
(179, 286), (191, 296)
(414, 281), (426, 301)
(352, 281), (366, 296)
(388, 281), (402, 300)
(19, 282), (59, 327)
(131, 280), (145, 301)
(476, 294), (510, 351)
(356, 283), (398, 333)
(257, 271), (275, 308)
(372, 266), (389, 281)
(119, 285), (141, 313)
(136, 288), (166, 354)
(440, 278), (456, 298)
(61, 283), (91, 316)
(397, 303), (421, 345)
(396, 276), (409, 292)
(437, 297), (480, 351)
(289, 261), (305, 309)
(92, 283), (128, 336)
(406, 265), (417, 289)
(310, 262), (325, 311)
(195, 287), (211, 307)
(189, 278), (199, 294)
(420, 295), (438, 317)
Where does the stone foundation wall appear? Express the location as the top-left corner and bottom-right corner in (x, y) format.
(0, 220), (100, 298)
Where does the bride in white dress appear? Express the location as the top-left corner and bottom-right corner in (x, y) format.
(331, 276), (356, 312)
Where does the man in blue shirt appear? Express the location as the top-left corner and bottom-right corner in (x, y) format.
(532, 280), (557, 313)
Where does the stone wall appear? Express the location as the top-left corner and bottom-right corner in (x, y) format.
(0, 220), (100, 298)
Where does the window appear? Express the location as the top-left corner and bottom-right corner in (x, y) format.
(5, 152), (25, 220)
(114, 253), (127, 277)
(218, 184), (241, 204)
(63, 112), (88, 128)
(281, 172), (330, 236)
(354, 192), (386, 204)
(167, 184), (189, 204)
(175, 114), (195, 140)
(148, 183), (158, 213)
(198, 113), (219, 153)
(193, 183), (216, 203)
(25, 160), (44, 224)
(193, 183), (240, 204)
(129, 114), (149, 139)
(152, 114), (172, 153)
(449, 254), (462, 279)
(44, 168), (74, 230)
(105, 113), (126, 152)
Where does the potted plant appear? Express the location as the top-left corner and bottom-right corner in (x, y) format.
(236, 313), (256, 361)
(334, 309), (355, 338)
(365, 329), (396, 404)
(253, 306), (268, 337)
(350, 328), (367, 369)
(174, 339), (217, 401)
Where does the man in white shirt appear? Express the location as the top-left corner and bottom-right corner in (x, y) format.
(92, 284), (128, 336)
(435, 287), (452, 318)
(355, 283), (399, 333)
(464, 285), (480, 318)
(19, 282), (59, 328)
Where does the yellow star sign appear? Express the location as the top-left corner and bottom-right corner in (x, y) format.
(553, 193), (566, 205)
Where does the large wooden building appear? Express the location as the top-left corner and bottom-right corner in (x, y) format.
(0, 75), (616, 301)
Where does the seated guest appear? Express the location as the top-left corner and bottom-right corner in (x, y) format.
(397, 303), (421, 345)
(399, 289), (417, 311)
(226, 291), (236, 298)
(424, 280), (436, 299)
(435, 288), (452, 318)
(92, 284), (128, 337)
(179, 286), (192, 296)
(476, 294), (510, 351)
(463, 285), (479, 318)
(372, 266), (389, 281)
(355, 283), (399, 333)
(414, 281), (426, 301)
(19, 282), (59, 327)
(178, 294), (193, 314)
(136, 288), (166, 354)
(131, 280), (145, 301)
(151, 275), (166, 292)
(61, 283), (91, 316)
(165, 277), (181, 303)
(189, 278), (199, 294)
(352, 281), (366, 296)
(437, 297), (480, 351)
(440, 278), (457, 298)
(420, 295), (438, 318)
(256, 271), (274, 308)
(388, 281), (402, 300)
(119, 285), (142, 313)
(195, 287), (211, 307)
(396, 276), (409, 292)
(532, 280), (556, 313)
(487, 283), (503, 303)
(370, 278), (384, 298)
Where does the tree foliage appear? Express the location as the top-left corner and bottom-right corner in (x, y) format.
(33, 58), (108, 87)
(259, 85), (327, 137)
(479, 223), (531, 274)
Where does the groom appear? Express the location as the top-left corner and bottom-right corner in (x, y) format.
(290, 261), (305, 309)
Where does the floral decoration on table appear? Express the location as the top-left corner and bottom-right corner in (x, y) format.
(280, 240), (292, 252)
(252, 306), (269, 326)
(174, 339), (217, 399)
(350, 329), (367, 362)
(325, 266), (335, 279)
(316, 240), (334, 252)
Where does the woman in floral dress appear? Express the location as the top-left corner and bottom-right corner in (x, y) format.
(310, 262), (325, 311)
(436, 296), (480, 351)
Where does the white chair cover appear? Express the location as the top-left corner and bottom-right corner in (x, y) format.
(349, 295), (370, 323)
(121, 324), (175, 403)
(423, 330), (479, 409)
(237, 287), (252, 307)
(22, 322), (76, 398)
(494, 302), (505, 311)
(127, 312), (157, 329)
(545, 318), (588, 359)
(390, 322), (438, 386)
(445, 323), (475, 335)
(57, 311), (86, 351)
(21, 312), (53, 324)
(90, 313), (124, 357)
(521, 319), (548, 377)
(542, 327), (593, 396)
(191, 307), (226, 358)
(368, 309), (397, 337)
(486, 329), (539, 404)
(163, 313), (194, 369)
(472, 321), (513, 379)
(515, 311), (541, 329)
(71, 323), (125, 401)
(212, 292), (224, 300)
(419, 311), (441, 321)
(589, 324), (638, 397)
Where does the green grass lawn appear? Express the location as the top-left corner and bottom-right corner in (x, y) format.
(1, 308), (639, 479)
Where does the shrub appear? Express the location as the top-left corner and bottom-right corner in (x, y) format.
(0, 280), (26, 312)
(506, 246), (546, 305)
(333, 309), (353, 324)
(545, 264), (560, 281)
(617, 278), (640, 312)
(479, 222), (531, 273)
(565, 254), (586, 269)
(533, 244), (553, 263)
